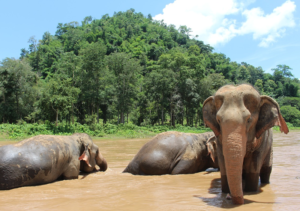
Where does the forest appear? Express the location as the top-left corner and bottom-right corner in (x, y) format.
(0, 9), (299, 138)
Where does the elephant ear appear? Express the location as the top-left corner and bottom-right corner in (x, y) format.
(256, 95), (289, 138)
(79, 144), (92, 167)
(203, 96), (220, 136)
(206, 136), (217, 163)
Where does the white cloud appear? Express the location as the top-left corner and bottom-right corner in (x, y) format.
(238, 1), (296, 47)
(153, 0), (296, 47)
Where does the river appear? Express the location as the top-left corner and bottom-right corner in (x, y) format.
(0, 131), (299, 210)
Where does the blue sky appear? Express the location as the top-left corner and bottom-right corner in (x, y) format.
(1, 0), (299, 78)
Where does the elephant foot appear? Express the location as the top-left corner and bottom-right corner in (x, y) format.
(225, 193), (244, 205)
(231, 196), (244, 205)
(244, 173), (259, 192)
(260, 166), (272, 183)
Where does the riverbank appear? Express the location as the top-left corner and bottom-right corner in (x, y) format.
(0, 122), (299, 141)
(0, 122), (212, 141)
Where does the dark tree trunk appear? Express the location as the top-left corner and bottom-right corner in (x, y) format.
(170, 93), (172, 127)
(96, 103), (99, 124)
(56, 110), (58, 127)
(172, 109), (175, 127)
(71, 104), (74, 124)
(170, 107), (172, 127)
(195, 110), (199, 128)
(100, 104), (108, 124)
(186, 106), (188, 126)
(16, 92), (19, 120)
(161, 107), (164, 125)
(182, 107), (184, 125)
(139, 106), (144, 126)
(3, 92), (5, 123)
(121, 112), (124, 124)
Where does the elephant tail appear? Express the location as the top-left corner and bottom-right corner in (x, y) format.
(122, 161), (140, 175)
(123, 166), (130, 173)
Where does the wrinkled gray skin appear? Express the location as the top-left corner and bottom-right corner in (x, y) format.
(0, 133), (107, 190)
(123, 131), (218, 175)
(203, 84), (289, 204)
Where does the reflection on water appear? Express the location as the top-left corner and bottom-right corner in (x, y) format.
(0, 131), (299, 210)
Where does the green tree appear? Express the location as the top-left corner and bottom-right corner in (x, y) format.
(248, 65), (264, 85)
(254, 79), (264, 93)
(38, 74), (80, 126)
(55, 51), (82, 124)
(106, 52), (142, 124)
(280, 105), (300, 126)
(277, 97), (300, 110)
(79, 42), (107, 123)
(264, 79), (277, 97)
(273, 64), (293, 78)
(0, 58), (38, 123)
(237, 65), (250, 82)
(145, 68), (177, 126)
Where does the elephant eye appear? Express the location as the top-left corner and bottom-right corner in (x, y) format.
(247, 117), (251, 123)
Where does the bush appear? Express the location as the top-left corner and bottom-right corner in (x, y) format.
(0, 122), (214, 139)
(280, 105), (300, 127)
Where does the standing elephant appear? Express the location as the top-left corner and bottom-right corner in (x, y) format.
(123, 131), (218, 175)
(0, 133), (107, 190)
(203, 84), (289, 204)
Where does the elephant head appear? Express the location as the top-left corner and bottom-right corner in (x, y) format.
(74, 133), (108, 172)
(203, 84), (288, 204)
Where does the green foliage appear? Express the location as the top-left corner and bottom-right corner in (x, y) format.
(277, 97), (300, 110)
(0, 58), (39, 123)
(37, 73), (80, 126)
(254, 79), (264, 93)
(0, 9), (298, 135)
(0, 122), (211, 139)
(280, 105), (300, 126)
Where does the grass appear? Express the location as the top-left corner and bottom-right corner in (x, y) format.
(0, 122), (212, 141)
(273, 122), (300, 132)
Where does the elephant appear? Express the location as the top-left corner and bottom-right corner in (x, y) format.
(203, 84), (289, 204)
(0, 133), (107, 190)
(123, 131), (218, 175)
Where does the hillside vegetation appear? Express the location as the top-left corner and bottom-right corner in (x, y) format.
(0, 9), (299, 138)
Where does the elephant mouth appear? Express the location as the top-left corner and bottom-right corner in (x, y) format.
(97, 157), (108, 171)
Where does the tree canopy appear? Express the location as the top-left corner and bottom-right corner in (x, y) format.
(0, 10), (299, 127)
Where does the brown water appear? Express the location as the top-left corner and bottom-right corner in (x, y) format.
(0, 131), (299, 210)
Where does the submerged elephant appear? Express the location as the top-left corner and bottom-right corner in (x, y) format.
(0, 133), (107, 190)
(123, 131), (218, 175)
(203, 84), (289, 204)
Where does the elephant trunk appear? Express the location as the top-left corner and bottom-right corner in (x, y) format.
(96, 151), (108, 172)
(223, 126), (247, 205)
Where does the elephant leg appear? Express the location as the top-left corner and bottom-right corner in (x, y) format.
(244, 152), (261, 192)
(171, 160), (197, 174)
(244, 172), (259, 192)
(260, 147), (273, 183)
(220, 175), (230, 193)
(216, 143), (230, 193)
(260, 166), (272, 183)
(63, 163), (80, 179)
(218, 159), (230, 193)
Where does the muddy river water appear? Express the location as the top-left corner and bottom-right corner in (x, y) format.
(0, 131), (299, 210)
